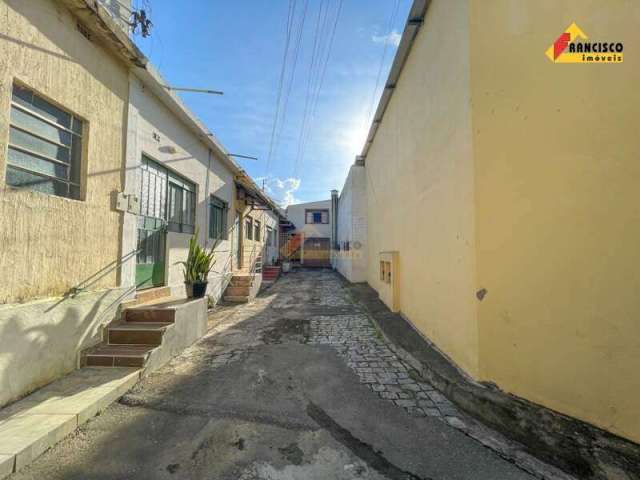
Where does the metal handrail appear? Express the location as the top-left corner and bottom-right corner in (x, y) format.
(69, 248), (141, 297)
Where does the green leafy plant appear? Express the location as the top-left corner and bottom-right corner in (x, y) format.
(179, 228), (216, 284)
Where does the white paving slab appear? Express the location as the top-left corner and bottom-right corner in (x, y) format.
(0, 367), (140, 478)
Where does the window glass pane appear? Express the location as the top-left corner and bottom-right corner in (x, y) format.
(72, 117), (83, 135)
(11, 84), (33, 107)
(11, 107), (71, 146)
(169, 184), (182, 225)
(6, 166), (70, 197)
(10, 126), (70, 163)
(321, 211), (328, 223)
(12, 85), (71, 129)
(140, 169), (149, 216)
(8, 147), (68, 179)
(160, 174), (167, 219)
(70, 136), (81, 184)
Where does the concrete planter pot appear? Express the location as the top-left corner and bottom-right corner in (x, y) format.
(186, 281), (208, 298)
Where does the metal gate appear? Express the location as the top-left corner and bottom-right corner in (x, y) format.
(135, 156), (168, 289)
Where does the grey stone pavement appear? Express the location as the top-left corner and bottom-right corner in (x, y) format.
(10, 269), (544, 480)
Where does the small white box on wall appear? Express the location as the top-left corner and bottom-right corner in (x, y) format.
(378, 251), (400, 312)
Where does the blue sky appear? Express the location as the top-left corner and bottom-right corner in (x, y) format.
(132, 0), (411, 206)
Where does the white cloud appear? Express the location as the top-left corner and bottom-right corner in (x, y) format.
(372, 30), (401, 47)
(258, 176), (301, 208)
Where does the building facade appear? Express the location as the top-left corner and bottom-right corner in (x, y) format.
(336, 0), (640, 469)
(284, 199), (333, 266)
(0, 0), (144, 407)
(333, 161), (368, 283)
(0, 0), (280, 409)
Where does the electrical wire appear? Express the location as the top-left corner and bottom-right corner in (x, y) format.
(263, 0), (299, 182)
(293, 0), (343, 178)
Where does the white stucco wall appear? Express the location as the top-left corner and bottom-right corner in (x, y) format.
(122, 71), (236, 302)
(285, 199), (332, 238)
(334, 164), (368, 283)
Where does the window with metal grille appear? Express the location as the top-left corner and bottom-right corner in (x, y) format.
(245, 217), (253, 240)
(6, 84), (83, 199)
(209, 195), (228, 240)
(254, 220), (261, 242)
(167, 171), (195, 234)
(305, 209), (329, 224)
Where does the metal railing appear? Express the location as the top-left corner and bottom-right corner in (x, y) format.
(69, 248), (141, 297)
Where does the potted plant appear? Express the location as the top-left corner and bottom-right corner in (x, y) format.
(180, 229), (216, 298)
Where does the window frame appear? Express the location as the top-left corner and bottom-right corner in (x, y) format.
(166, 170), (196, 234)
(6, 83), (85, 200)
(245, 216), (253, 240)
(209, 195), (228, 241)
(138, 154), (196, 234)
(305, 209), (329, 224)
(254, 220), (261, 242)
(266, 226), (275, 247)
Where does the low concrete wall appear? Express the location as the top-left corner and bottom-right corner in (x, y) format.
(144, 298), (207, 373)
(0, 287), (128, 408)
(345, 281), (640, 480)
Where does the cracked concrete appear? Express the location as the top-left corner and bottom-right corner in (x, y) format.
(9, 269), (544, 480)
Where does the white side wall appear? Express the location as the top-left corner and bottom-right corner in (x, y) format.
(263, 210), (280, 266)
(285, 199), (332, 238)
(122, 73), (235, 302)
(334, 164), (368, 283)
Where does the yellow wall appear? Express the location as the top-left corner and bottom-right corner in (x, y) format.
(365, 0), (480, 376)
(470, 0), (640, 442)
(240, 206), (278, 269)
(0, 0), (128, 303)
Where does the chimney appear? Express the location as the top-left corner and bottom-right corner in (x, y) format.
(330, 190), (339, 261)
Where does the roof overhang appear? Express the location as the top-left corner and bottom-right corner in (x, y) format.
(360, 0), (431, 160)
(58, 0), (148, 68)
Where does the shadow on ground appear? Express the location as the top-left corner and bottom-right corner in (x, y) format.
(9, 269), (535, 480)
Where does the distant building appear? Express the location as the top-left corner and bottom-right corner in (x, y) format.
(283, 199), (333, 267)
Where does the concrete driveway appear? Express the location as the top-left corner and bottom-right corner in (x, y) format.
(11, 269), (535, 480)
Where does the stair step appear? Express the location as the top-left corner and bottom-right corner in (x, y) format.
(224, 295), (250, 303)
(230, 276), (253, 286)
(123, 307), (176, 323)
(108, 322), (171, 346)
(134, 286), (171, 304)
(84, 344), (156, 367)
(225, 285), (251, 296)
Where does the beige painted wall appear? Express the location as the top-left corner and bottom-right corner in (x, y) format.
(0, 0), (128, 303)
(286, 200), (332, 239)
(240, 206), (279, 269)
(123, 73), (235, 301)
(365, 0), (479, 376)
(470, 0), (640, 443)
(0, 0), (130, 406)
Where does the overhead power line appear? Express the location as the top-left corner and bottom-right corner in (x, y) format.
(264, 0), (297, 181)
(293, 0), (344, 178)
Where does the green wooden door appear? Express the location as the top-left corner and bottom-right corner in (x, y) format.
(136, 217), (166, 289)
(135, 156), (168, 289)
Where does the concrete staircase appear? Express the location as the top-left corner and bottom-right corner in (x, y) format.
(262, 265), (281, 285)
(223, 272), (262, 303)
(82, 296), (207, 371)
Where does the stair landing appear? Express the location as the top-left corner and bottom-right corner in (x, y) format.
(82, 297), (207, 371)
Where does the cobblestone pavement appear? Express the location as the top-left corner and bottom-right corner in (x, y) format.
(308, 315), (460, 420)
(13, 268), (550, 480)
